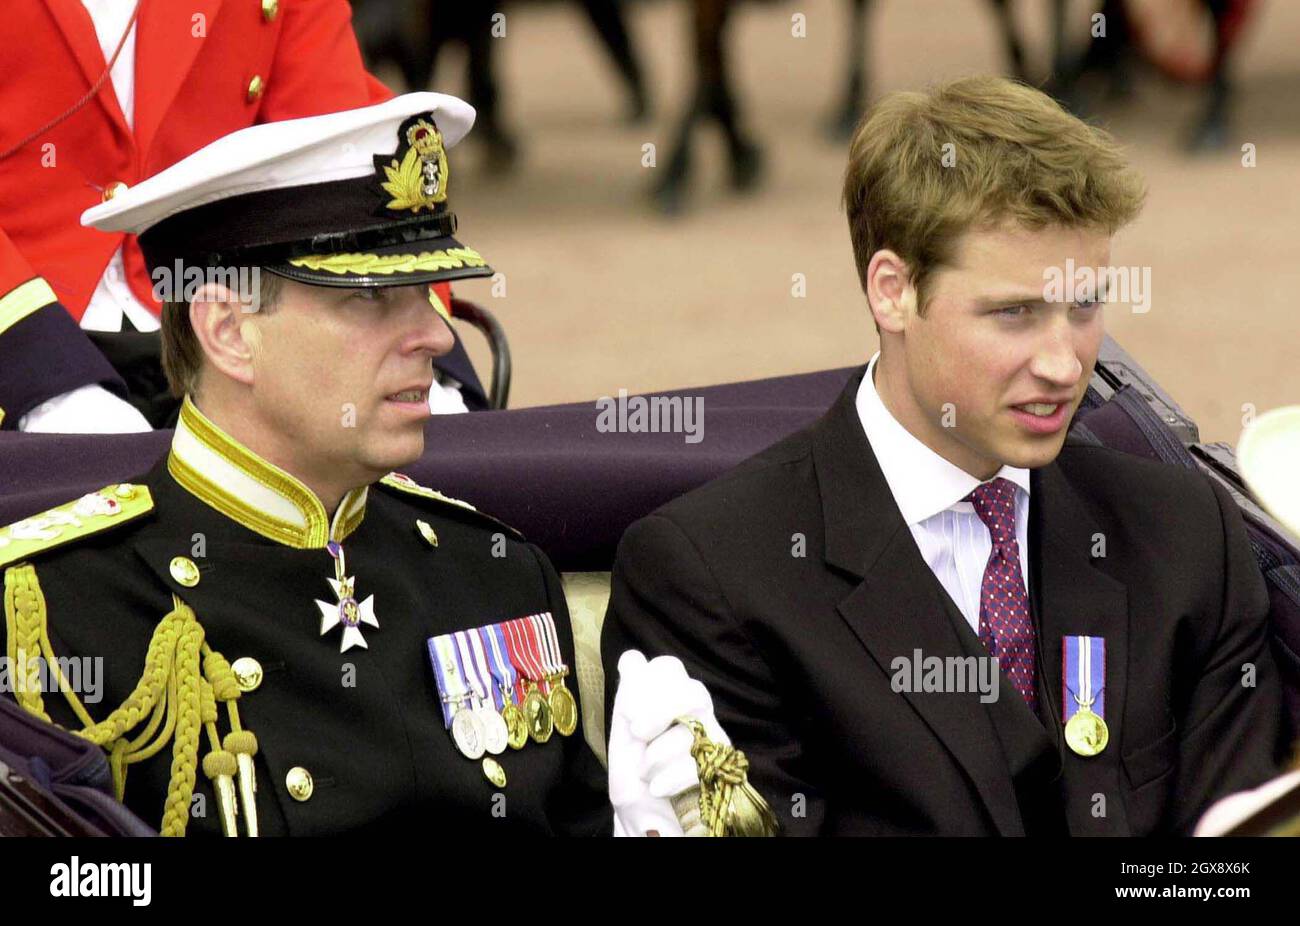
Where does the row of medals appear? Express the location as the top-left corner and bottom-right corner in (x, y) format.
(449, 674), (578, 787)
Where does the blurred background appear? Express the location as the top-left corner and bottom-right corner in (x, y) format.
(356, 0), (1298, 445)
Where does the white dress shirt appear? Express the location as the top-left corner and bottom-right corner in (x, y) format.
(855, 352), (1032, 633)
(79, 0), (159, 334)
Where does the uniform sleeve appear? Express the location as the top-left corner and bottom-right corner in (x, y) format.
(530, 542), (612, 835)
(259, 0), (393, 122)
(601, 513), (825, 835)
(1168, 477), (1286, 833)
(0, 230), (126, 429)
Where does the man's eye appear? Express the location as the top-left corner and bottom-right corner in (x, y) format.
(997, 304), (1030, 318)
(350, 289), (382, 302)
(1072, 298), (1101, 311)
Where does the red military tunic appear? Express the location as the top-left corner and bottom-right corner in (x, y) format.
(0, 0), (393, 426)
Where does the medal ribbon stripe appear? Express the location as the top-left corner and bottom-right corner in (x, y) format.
(427, 636), (462, 728)
(529, 614), (553, 677)
(1062, 635), (1106, 722)
(467, 629), (501, 707)
(533, 613), (569, 677)
(453, 631), (488, 708)
(484, 625), (519, 706)
(516, 617), (553, 696)
(503, 618), (548, 696)
(500, 619), (530, 690)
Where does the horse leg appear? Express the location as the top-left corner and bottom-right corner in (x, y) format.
(463, 5), (518, 173)
(579, 0), (651, 121)
(827, 0), (872, 140)
(1187, 0), (1233, 152)
(652, 0), (720, 213)
(988, 0), (1029, 82)
(696, 0), (762, 193)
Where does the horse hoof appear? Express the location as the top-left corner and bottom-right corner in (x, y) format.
(1185, 116), (1229, 155)
(730, 144), (763, 193)
(652, 177), (688, 216)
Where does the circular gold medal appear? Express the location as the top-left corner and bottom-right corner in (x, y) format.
(524, 687), (553, 743)
(451, 708), (486, 760)
(549, 682), (578, 737)
(502, 703), (528, 750)
(1064, 708), (1109, 757)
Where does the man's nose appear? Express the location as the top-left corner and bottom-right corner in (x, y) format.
(1029, 315), (1084, 386)
(400, 286), (455, 357)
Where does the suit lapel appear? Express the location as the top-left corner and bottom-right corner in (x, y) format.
(1031, 455), (1132, 834)
(134, 0), (224, 155)
(45, 0), (131, 135)
(813, 370), (1026, 835)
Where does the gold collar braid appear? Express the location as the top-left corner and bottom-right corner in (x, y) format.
(168, 396), (366, 549)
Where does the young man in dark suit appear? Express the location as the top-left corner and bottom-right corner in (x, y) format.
(601, 76), (1285, 836)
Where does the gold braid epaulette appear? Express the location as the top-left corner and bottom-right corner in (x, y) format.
(3, 565), (259, 837)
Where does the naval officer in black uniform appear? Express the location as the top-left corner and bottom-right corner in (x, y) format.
(0, 93), (609, 836)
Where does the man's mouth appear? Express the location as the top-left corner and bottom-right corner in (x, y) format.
(1009, 398), (1073, 434)
(1014, 402), (1061, 417)
(385, 389), (428, 404)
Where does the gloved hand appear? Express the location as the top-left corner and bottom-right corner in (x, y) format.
(427, 379), (469, 415)
(608, 650), (730, 837)
(18, 384), (152, 433)
(1194, 769), (1300, 836)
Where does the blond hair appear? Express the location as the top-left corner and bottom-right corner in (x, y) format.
(842, 75), (1146, 313)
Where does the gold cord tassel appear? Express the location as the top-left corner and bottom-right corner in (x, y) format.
(672, 717), (779, 837)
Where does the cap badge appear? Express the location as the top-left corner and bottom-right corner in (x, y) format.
(378, 116), (449, 214)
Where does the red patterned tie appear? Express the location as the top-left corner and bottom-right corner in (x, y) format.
(964, 477), (1037, 711)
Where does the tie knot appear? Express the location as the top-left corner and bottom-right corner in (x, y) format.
(964, 477), (1018, 544)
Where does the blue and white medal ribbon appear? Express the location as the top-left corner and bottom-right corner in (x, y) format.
(429, 633), (486, 759)
(1062, 635), (1109, 757)
(458, 629), (508, 755)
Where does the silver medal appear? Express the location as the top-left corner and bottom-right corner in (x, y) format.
(475, 706), (509, 756)
(451, 708), (486, 760)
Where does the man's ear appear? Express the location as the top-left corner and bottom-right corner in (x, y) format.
(865, 249), (917, 335)
(189, 282), (260, 387)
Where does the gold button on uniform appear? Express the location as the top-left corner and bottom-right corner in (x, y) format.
(261, 0), (279, 21)
(482, 757), (507, 788)
(102, 181), (128, 202)
(169, 556), (201, 587)
(416, 520), (438, 547)
(231, 657), (264, 693)
(285, 767), (314, 801)
(247, 75), (265, 103)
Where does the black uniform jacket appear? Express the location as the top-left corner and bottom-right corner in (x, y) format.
(1, 400), (608, 836)
(602, 367), (1284, 835)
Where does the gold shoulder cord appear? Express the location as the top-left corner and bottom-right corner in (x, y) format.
(4, 564), (260, 837)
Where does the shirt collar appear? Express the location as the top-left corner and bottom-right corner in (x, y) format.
(855, 352), (1030, 526)
(167, 395), (367, 549)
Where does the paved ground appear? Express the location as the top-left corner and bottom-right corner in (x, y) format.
(391, 0), (1300, 445)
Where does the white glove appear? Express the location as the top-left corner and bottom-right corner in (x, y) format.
(18, 384), (152, 433)
(1194, 769), (1300, 836)
(608, 650), (730, 837)
(427, 378), (469, 415)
